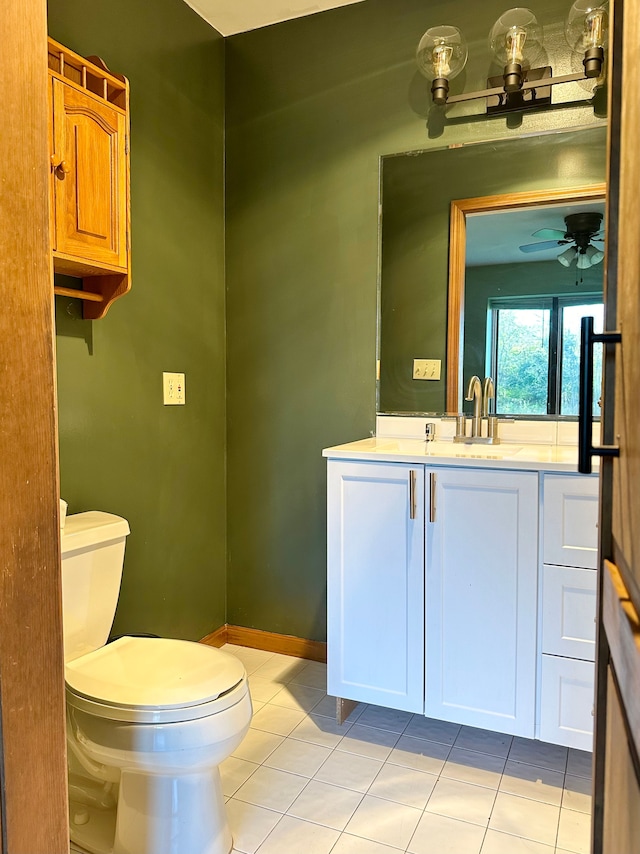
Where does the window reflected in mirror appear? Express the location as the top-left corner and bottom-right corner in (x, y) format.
(461, 197), (605, 417)
(487, 298), (603, 416)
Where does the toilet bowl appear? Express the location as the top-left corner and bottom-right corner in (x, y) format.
(61, 513), (251, 854)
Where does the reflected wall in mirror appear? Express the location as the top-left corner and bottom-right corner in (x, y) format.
(378, 125), (607, 416)
(449, 187), (606, 415)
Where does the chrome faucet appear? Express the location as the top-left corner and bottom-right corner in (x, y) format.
(482, 377), (495, 417)
(482, 376), (500, 442)
(465, 375), (483, 438)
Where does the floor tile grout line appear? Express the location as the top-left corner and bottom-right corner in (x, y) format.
(225, 649), (592, 853)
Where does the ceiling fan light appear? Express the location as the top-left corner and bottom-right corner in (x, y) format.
(577, 251), (592, 269)
(585, 243), (605, 264)
(558, 245), (578, 267)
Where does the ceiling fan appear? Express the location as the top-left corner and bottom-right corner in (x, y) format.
(519, 211), (605, 268)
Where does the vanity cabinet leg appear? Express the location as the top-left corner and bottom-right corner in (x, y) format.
(336, 697), (358, 725)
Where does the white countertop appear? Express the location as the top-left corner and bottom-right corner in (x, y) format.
(323, 437), (595, 474)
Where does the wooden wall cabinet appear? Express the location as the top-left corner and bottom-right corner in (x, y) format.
(48, 38), (130, 319)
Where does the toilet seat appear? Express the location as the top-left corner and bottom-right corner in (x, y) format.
(66, 636), (247, 724)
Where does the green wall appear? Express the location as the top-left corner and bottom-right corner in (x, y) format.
(47, 0), (608, 646)
(49, 0), (227, 640)
(225, 0), (606, 640)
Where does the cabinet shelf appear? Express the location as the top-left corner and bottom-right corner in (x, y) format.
(53, 286), (103, 303)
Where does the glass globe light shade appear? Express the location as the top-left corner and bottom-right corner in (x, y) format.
(566, 1), (608, 50)
(489, 8), (544, 68)
(416, 26), (468, 82)
(558, 246), (578, 267)
(565, 1), (608, 77)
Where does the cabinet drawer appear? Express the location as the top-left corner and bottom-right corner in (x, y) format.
(539, 655), (594, 751)
(543, 475), (599, 568)
(542, 565), (597, 661)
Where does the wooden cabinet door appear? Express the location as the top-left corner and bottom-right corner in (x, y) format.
(425, 467), (538, 736)
(51, 78), (127, 269)
(327, 461), (425, 712)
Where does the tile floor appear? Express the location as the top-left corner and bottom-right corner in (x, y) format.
(220, 645), (593, 854)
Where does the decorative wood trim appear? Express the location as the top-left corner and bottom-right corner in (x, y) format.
(603, 559), (640, 760)
(200, 625), (228, 648)
(445, 183), (607, 412)
(200, 625), (327, 662)
(446, 202), (466, 412)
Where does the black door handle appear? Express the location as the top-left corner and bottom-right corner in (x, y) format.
(578, 316), (621, 474)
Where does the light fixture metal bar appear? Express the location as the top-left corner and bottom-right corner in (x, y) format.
(446, 69), (588, 104)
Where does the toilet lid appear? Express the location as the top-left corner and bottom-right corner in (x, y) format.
(65, 637), (245, 709)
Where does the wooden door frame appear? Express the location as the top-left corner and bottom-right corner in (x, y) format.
(0, 0), (69, 850)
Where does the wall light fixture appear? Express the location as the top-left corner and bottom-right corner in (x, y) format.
(416, 26), (468, 105)
(417, 2), (608, 113)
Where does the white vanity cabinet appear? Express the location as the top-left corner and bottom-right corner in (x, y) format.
(425, 467), (539, 736)
(327, 461), (425, 712)
(539, 474), (599, 751)
(327, 459), (538, 732)
(325, 440), (601, 749)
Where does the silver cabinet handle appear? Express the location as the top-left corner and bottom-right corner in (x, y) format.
(409, 470), (417, 520)
(430, 472), (436, 523)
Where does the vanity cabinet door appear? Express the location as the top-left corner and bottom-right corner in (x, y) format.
(327, 460), (424, 713)
(539, 655), (595, 751)
(543, 474), (599, 569)
(425, 467), (538, 736)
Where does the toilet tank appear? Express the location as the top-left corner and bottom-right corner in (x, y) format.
(61, 511), (130, 663)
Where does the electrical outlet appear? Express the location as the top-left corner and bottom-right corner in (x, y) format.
(413, 359), (441, 380)
(163, 372), (186, 405)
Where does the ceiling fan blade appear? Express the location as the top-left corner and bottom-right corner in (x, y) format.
(531, 228), (566, 239)
(519, 240), (567, 253)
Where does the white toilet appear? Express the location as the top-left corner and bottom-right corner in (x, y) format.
(61, 511), (252, 854)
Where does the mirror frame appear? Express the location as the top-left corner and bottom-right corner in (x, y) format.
(445, 183), (607, 413)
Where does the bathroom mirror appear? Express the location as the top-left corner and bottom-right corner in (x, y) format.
(378, 124), (607, 416)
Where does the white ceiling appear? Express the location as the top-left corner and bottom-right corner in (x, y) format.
(183, 0), (366, 36)
(466, 200), (606, 267)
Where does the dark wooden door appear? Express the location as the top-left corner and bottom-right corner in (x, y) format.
(0, 0), (69, 850)
(593, 0), (640, 849)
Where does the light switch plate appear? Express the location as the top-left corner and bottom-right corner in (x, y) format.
(413, 359), (441, 380)
(163, 372), (185, 405)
